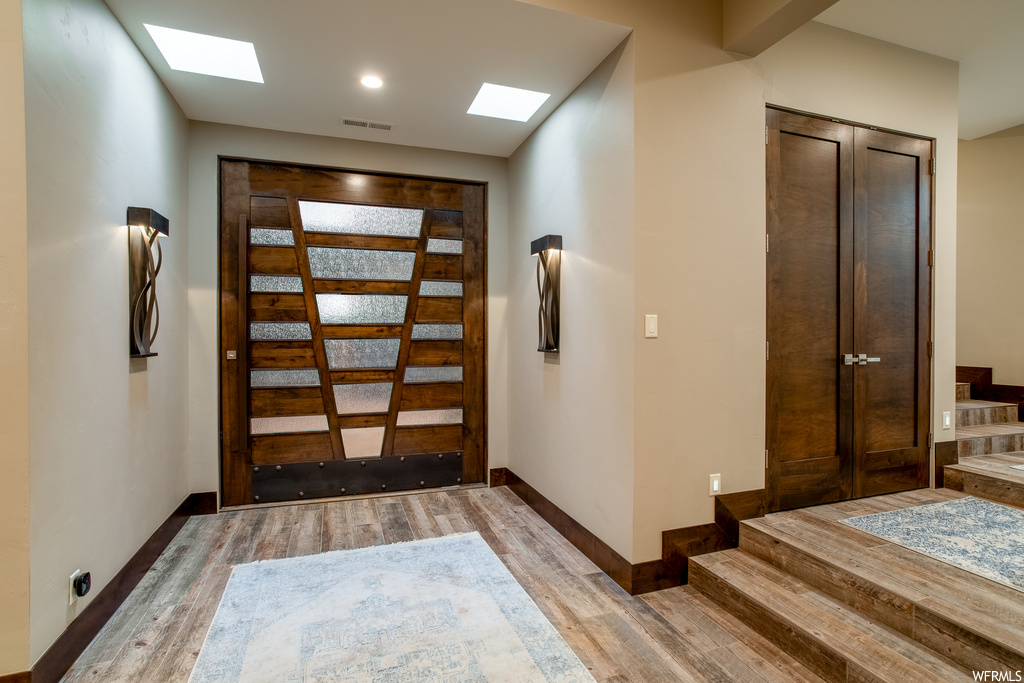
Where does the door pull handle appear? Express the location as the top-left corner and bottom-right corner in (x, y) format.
(857, 353), (881, 365)
(842, 354), (856, 366)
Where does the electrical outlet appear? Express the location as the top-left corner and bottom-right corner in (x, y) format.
(709, 473), (721, 496)
(69, 569), (81, 606)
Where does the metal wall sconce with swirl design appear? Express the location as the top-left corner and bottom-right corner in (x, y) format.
(530, 234), (561, 353)
(127, 207), (168, 358)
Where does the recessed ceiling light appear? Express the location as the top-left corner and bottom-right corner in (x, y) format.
(361, 75), (383, 89)
(144, 24), (264, 83)
(467, 83), (551, 122)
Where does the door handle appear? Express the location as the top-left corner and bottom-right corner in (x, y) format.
(857, 353), (881, 365)
(842, 354), (856, 366)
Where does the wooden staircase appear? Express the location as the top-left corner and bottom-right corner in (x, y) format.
(687, 490), (1024, 682)
(945, 381), (1024, 508)
(675, 379), (1024, 682)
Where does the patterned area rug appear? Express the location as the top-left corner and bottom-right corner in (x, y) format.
(840, 496), (1024, 592)
(189, 532), (593, 683)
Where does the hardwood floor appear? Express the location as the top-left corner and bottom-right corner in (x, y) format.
(62, 486), (823, 682)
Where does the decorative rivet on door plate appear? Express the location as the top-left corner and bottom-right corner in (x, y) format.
(457, 478), (462, 483)
(400, 456), (405, 462)
(360, 461), (366, 467)
(253, 467), (259, 472)
(298, 491), (304, 497)
(340, 488), (346, 494)
(381, 484), (387, 490)
(419, 481), (425, 487)
(275, 465), (282, 471)
(254, 496), (260, 501)
(319, 462), (324, 468)
(438, 453), (444, 459)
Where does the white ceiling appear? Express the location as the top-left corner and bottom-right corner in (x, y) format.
(817, 0), (1024, 139)
(106, 0), (1024, 156)
(104, 0), (631, 158)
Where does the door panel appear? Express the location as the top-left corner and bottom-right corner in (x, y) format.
(766, 110), (854, 511)
(767, 108), (930, 511)
(854, 130), (931, 497)
(220, 160), (486, 506)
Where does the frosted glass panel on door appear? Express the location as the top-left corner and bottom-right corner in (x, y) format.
(419, 281), (463, 297)
(250, 275), (303, 293)
(308, 247), (416, 281)
(412, 324), (463, 340)
(299, 201), (423, 237)
(250, 322), (312, 340)
(250, 369), (320, 387)
(333, 383), (392, 414)
(324, 339), (401, 369)
(426, 238), (462, 254)
(404, 366), (463, 383)
(250, 228), (294, 246)
(250, 415), (328, 434)
(342, 427), (386, 459)
(316, 294), (407, 324)
(396, 409), (463, 426)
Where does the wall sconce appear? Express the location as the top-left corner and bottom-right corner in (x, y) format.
(530, 234), (561, 353)
(127, 207), (168, 358)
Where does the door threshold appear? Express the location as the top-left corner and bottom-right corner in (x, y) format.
(220, 482), (487, 512)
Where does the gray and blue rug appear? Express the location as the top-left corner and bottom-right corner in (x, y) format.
(840, 496), (1024, 591)
(189, 532), (594, 682)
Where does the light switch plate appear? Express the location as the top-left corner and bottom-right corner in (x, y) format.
(644, 314), (658, 338)
(942, 411), (951, 429)
(709, 473), (721, 496)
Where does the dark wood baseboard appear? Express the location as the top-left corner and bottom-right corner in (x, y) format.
(935, 440), (959, 489)
(488, 467), (509, 487)
(31, 492), (216, 683)
(663, 489), (765, 584)
(495, 468), (637, 592)
(494, 468), (756, 595)
(0, 672), (31, 683)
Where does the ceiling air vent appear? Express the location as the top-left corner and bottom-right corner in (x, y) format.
(342, 117), (394, 132)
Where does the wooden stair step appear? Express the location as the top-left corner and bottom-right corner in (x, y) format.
(689, 549), (972, 682)
(957, 422), (1024, 457)
(956, 399), (1019, 427)
(945, 452), (1024, 508)
(956, 382), (972, 401)
(737, 493), (1024, 674)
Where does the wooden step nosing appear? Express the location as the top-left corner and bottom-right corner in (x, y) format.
(690, 553), (971, 682)
(689, 556), (849, 682)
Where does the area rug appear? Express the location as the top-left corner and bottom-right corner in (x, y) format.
(840, 496), (1024, 591)
(189, 532), (594, 682)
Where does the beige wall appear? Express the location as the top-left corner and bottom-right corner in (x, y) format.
(507, 38), (636, 559)
(519, 1), (958, 562)
(187, 123), (510, 497)
(957, 124), (1024, 385)
(22, 0), (191, 661)
(0, 0), (31, 674)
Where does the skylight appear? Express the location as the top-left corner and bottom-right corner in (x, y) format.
(467, 83), (550, 122)
(144, 24), (264, 83)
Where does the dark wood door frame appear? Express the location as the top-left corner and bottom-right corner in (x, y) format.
(218, 157), (488, 508)
(766, 106), (933, 512)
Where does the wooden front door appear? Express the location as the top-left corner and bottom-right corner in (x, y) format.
(766, 108), (931, 512)
(219, 159), (486, 507)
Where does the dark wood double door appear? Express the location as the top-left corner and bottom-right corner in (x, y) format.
(766, 108), (932, 512)
(219, 160), (486, 507)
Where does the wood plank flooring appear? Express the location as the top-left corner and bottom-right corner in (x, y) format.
(61, 486), (824, 683)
